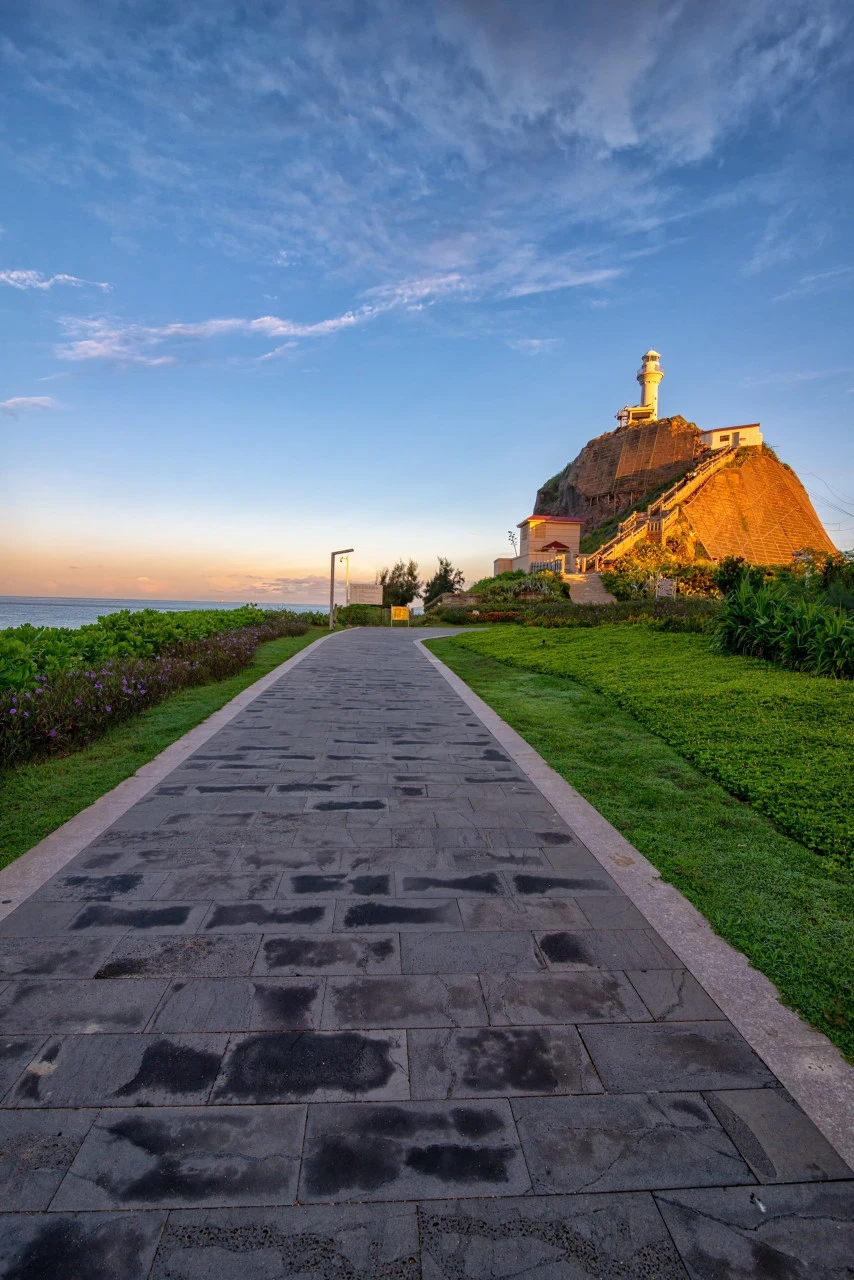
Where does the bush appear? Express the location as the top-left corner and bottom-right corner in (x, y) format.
(716, 579), (854, 677)
(428, 598), (719, 633)
(336, 604), (385, 626)
(0, 610), (313, 766)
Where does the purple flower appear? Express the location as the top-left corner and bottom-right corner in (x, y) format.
(105, 706), (111, 713)
(49, 729), (56, 738)
(9, 709), (16, 716)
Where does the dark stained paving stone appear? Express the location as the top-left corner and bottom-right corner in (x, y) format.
(0, 937), (118, 979)
(213, 1030), (409, 1102)
(0, 1211), (167, 1280)
(654, 1182), (854, 1279)
(51, 1106), (306, 1210)
(148, 978), (324, 1032)
(322, 976), (487, 1029)
(418, 1194), (688, 1279)
(579, 1022), (776, 1092)
(536, 927), (680, 970)
(253, 934), (400, 975)
(92, 934), (260, 978)
(0, 979), (166, 1033)
(336, 899), (463, 931)
(285, 872), (392, 896)
(30, 872), (169, 902)
(0, 1109), (97, 1209)
(401, 931), (544, 974)
(482, 972), (651, 1025)
(299, 1101), (531, 1202)
(396, 872), (502, 897)
(626, 969), (727, 1021)
(703, 1089), (853, 1183)
(202, 901), (331, 932)
(67, 902), (209, 933)
(11, 1035), (227, 1107)
(149, 1203), (420, 1279)
(459, 896), (589, 931)
(512, 872), (619, 897)
(513, 1093), (753, 1193)
(409, 1027), (604, 1099)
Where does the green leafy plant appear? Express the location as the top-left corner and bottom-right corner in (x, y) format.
(422, 557), (466, 607)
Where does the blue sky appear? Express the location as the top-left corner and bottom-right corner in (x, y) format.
(1, 0), (852, 601)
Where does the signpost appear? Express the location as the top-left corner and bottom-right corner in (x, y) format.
(329, 548), (354, 629)
(390, 606), (410, 626)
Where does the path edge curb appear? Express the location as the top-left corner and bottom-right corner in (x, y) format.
(0, 629), (342, 923)
(418, 637), (854, 1167)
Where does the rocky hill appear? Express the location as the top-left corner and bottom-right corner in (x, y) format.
(534, 416), (834, 563)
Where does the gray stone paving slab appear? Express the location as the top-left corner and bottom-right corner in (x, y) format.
(409, 1026), (604, 1099)
(0, 626), (850, 1272)
(322, 975), (487, 1029)
(52, 1105), (306, 1209)
(0, 1108), (97, 1209)
(580, 1021), (777, 1091)
(253, 933), (400, 975)
(653, 1182), (854, 1278)
(458, 895), (589, 930)
(627, 968), (727, 1021)
(417, 1194), (688, 1279)
(0, 1211), (167, 1279)
(482, 971), (651, 1024)
(10, 1034), (227, 1107)
(92, 933), (261, 977)
(0, 978), (167, 1033)
(536, 927), (680, 969)
(401, 930), (545, 974)
(513, 1093), (753, 1193)
(703, 1088), (852, 1183)
(299, 1100), (531, 1202)
(149, 1203), (420, 1279)
(0, 936), (118, 978)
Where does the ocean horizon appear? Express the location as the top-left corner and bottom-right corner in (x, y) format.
(0, 596), (329, 631)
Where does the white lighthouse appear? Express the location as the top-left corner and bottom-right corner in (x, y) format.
(616, 349), (664, 427)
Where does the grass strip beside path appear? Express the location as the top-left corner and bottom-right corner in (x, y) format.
(0, 628), (323, 869)
(426, 637), (854, 1061)
(444, 626), (852, 866)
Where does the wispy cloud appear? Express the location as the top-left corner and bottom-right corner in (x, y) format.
(772, 265), (854, 302)
(0, 268), (110, 291)
(741, 366), (852, 387)
(0, 396), (59, 416)
(507, 338), (563, 355)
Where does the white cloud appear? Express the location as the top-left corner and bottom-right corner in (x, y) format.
(0, 268), (110, 291)
(507, 338), (562, 354)
(0, 396), (59, 416)
(772, 265), (854, 303)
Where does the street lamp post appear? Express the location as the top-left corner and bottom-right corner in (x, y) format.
(329, 548), (354, 630)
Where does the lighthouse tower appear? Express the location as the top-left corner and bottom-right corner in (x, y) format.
(616, 349), (664, 427)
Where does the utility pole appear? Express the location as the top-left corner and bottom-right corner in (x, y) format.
(329, 548), (354, 630)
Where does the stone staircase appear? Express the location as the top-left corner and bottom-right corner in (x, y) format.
(565, 573), (617, 605)
(578, 445), (737, 571)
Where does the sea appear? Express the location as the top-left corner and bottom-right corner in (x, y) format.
(0, 597), (328, 631)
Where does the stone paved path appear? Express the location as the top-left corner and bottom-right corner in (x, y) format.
(0, 629), (851, 1277)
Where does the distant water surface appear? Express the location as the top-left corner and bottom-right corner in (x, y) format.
(0, 597), (327, 631)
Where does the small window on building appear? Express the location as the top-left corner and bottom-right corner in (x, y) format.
(719, 434), (730, 442)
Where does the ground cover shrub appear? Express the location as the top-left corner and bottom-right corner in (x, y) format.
(0, 611), (311, 766)
(716, 579), (854, 678)
(0, 605), (315, 691)
(336, 604), (385, 626)
(429, 598), (719, 632)
(446, 624), (853, 866)
(427, 638), (854, 1060)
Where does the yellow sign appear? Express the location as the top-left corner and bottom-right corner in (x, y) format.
(390, 606), (409, 622)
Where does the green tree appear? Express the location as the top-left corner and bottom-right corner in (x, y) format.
(422, 557), (465, 607)
(378, 560), (421, 607)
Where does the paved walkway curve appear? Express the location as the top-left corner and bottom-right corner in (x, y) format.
(0, 628), (851, 1277)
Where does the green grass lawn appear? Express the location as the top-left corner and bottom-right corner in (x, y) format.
(0, 628), (324, 869)
(427, 633), (854, 1061)
(444, 625), (852, 866)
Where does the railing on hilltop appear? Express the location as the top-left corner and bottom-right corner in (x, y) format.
(578, 446), (737, 571)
